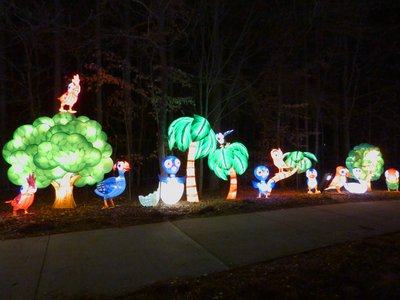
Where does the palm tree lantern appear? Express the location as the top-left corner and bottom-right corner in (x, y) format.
(168, 115), (217, 202)
(208, 131), (249, 200)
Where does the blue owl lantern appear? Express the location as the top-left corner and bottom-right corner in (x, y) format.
(252, 165), (274, 198)
(158, 156), (186, 204)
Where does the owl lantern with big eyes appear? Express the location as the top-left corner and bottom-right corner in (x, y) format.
(158, 156), (186, 204)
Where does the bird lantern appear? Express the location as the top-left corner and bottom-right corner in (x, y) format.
(95, 161), (130, 209)
(158, 156), (185, 205)
(5, 173), (37, 216)
(305, 168), (321, 194)
(58, 74), (81, 114)
(252, 165), (273, 198)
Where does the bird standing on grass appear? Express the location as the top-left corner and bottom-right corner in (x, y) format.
(5, 173), (37, 216)
(95, 161), (130, 209)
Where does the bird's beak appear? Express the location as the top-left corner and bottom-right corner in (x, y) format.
(124, 163), (131, 171)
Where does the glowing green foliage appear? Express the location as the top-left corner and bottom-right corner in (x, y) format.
(168, 114), (217, 159)
(346, 143), (384, 181)
(3, 113), (113, 188)
(208, 142), (249, 180)
(284, 151), (318, 173)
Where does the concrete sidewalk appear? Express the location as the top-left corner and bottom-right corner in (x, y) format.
(1, 200), (400, 299)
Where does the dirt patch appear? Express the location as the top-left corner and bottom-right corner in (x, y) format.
(1, 189), (399, 240)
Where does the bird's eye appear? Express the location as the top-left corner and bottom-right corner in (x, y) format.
(175, 159), (181, 167)
(257, 169), (263, 176)
(164, 160), (172, 168)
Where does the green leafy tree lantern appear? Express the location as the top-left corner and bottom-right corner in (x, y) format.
(345, 143), (384, 191)
(208, 142), (249, 200)
(3, 113), (114, 209)
(168, 115), (217, 202)
(284, 151), (318, 173)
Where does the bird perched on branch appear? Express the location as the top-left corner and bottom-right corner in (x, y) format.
(270, 148), (290, 173)
(95, 161), (130, 209)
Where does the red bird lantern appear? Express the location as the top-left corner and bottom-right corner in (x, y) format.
(5, 173), (37, 216)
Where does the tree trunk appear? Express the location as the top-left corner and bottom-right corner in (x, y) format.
(51, 173), (80, 209)
(123, 4), (133, 201)
(53, 0), (62, 111)
(95, 0), (103, 123)
(156, 0), (168, 172)
(226, 167), (237, 200)
(186, 141), (199, 202)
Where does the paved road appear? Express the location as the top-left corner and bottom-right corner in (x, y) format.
(1, 200), (400, 299)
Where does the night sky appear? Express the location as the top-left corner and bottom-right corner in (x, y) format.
(0, 0), (399, 191)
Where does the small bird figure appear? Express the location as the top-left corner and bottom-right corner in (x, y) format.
(58, 74), (81, 113)
(306, 168), (321, 194)
(5, 173), (37, 216)
(95, 161), (130, 209)
(252, 165), (273, 198)
(270, 148), (290, 173)
(344, 168), (368, 194)
(216, 130), (234, 148)
(325, 166), (350, 193)
(385, 168), (399, 192)
(158, 156), (185, 204)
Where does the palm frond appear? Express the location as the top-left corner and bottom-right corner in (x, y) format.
(194, 128), (217, 159)
(190, 115), (212, 141)
(168, 117), (193, 151)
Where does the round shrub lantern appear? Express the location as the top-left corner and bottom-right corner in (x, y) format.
(3, 113), (113, 209)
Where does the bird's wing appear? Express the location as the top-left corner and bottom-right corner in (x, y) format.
(96, 177), (117, 194)
(158, 174), (168, 183)
(176, 176), (186, 184)
(252, 180), (259, 189)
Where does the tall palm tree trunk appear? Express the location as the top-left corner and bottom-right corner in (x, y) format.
(227, 167), (237, 200)
(186, 141), (199, 202)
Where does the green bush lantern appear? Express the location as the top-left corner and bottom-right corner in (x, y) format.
(3, 113), (113, 208)
(345, 143), (384, 191)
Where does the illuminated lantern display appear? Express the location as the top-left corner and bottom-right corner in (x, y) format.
(305, 168), (321, 194)
(208, 133), (249, 200)
(343, 168), (368, 194)
(95, 161), (130, 208)
(58, 74), (81, 113)
(138, 189), (160, 207)
(252, 165), (274, 198)
(2, 113), (114, 209)
(345, 143), (384, 191)
(325, 166), (350, 193)
(5, 173), (37, 216)
(266, 149), (318, 195)
(168, 115), (217, 202)
(385, 168), (399, 192)
(158, 156), (185, 205)
(270, 148), (291, 173)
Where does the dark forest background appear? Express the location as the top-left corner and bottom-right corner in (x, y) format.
(0, 0), (399, 194)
